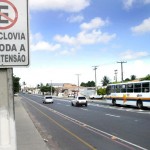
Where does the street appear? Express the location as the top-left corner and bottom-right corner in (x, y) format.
(19, 93), (150, 150)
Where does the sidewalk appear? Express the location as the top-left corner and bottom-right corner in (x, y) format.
(15, 96), (49, 150)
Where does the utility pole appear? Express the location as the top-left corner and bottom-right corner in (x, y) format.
(114, 69), (118, 82)
(117, 61), (127, 82)
(50, 80), (52, 95)
(75, 74), (80, 96)
(92, 66), (98, 95)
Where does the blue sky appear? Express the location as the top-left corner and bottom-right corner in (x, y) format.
(14, 0), (150, 87)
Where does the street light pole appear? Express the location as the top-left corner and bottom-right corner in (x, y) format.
(92, 66), (98, 95)
(75, 74), (80, 96)
(114, 69), (118, 82)
(50, 80), (52, 95)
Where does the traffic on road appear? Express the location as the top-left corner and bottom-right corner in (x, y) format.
(20, 93), (150, 150)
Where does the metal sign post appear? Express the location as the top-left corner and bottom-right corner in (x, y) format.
(0, 0), (29, 149)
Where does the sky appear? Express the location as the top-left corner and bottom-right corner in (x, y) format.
(13, 0), (150, 87)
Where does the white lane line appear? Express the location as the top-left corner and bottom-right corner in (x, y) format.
(138, 111), (150, 114)
(81, 108), (88, 111)
(105, 114), (120, 118)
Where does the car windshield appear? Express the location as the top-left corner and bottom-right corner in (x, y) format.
(78, 97), (86, 100)
(45, 97), (52, 99)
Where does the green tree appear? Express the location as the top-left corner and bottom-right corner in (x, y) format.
(97, 88), (106, 96)
(101, 76), (110, 86)
(131, 75), (136, 80)
(80, 81), (95, 87)
(46, 83), (49, 86)
(124, 78), (130, 82)
(87, 81), (95, 87)
(80, 82), (86, 87)
(13, 75), (20, 94)
(141, 74), (150, 80)
(40, 85), (55, 95)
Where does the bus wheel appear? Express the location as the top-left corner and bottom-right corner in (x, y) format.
(112, 99), (116, 106)
(137, 100), (143, 109)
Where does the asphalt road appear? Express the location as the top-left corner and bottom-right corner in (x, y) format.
(19, 93), (150, 150)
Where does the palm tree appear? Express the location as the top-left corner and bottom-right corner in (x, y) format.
(101, 76), (110, 86)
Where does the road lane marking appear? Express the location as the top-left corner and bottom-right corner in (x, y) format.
(21, 95), (148, 150)
(81, 108), (88, 111)
(105, 114), (120, 118)
(22, 97), (96, 150)
(57, 103), (61, 105)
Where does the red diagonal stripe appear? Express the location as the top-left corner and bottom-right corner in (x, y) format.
(0, 11), (13, 22)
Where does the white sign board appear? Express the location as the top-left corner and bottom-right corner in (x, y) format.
(0, 0), (29, 67)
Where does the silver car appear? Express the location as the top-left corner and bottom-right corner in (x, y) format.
(71, 96), (87, 107)
(43, 95), (53, 104)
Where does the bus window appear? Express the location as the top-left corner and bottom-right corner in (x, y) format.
(142, 82), (150, 93)
(111, 85), (116, 93)
(134, 83), (141, 93)
(116, 85), (121, 93)
(121, 84), (126, 93)
(127, 84), (133, 93)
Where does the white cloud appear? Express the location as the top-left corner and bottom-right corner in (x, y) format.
(31, 41), (61, 51)
(54, 17), (116, 46)
(131, 18), (150, 34)
(54, 34), (76, 45)
(29, 0), (90, 12)
(123, 0), (135, 9)
(54, 30), (116, 45)
(120, 50), (149, 60)
(30, 18), (115, 54)
(144, 0), (150, 4)
(77, 30), (116, 44)
(30, 33), (43, 44)
(80, 17), (108, 31)
(30, 32), (61, 52)
(67, 15), (84, 23)
(123, 0), (150, 9)
(58, 48), (76, 55)
(59, 50), (70, 55)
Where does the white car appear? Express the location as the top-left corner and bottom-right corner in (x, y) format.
(68, 94), (75, 97)
(43, 95), (53, 104)
(71, 96), (87, 107)
(89, 95), (103, 99)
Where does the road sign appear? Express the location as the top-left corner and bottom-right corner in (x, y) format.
(0, 0), (29, 67)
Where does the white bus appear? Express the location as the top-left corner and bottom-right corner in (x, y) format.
(106, 80), (150, 109)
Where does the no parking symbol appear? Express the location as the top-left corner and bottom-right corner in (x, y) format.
(0, 0), (29, 67)
(0, 0), (18, 30)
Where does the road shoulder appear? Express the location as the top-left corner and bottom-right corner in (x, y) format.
(15, 96), (49, 150)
